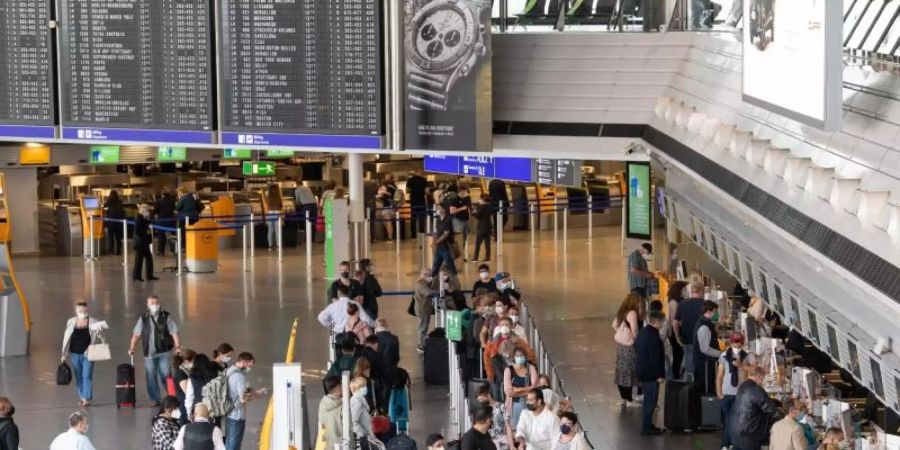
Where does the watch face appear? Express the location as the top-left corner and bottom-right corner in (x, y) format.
(410, 4), (473, 71)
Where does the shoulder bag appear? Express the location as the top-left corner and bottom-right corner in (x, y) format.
(613, 319), (635, 347)
(86, 332), (112, 362)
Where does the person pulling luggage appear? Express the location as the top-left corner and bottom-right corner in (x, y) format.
(129, 295), (182, 406)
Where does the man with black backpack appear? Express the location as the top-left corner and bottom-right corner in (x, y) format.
(129, 295), (182, 406)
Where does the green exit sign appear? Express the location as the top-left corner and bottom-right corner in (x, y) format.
(242, 161), (276, 176)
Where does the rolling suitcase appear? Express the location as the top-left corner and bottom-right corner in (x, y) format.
(699, 362), (722, 430)
(423, 329), (449, 385)
(664, 379), (700, 432)
(116, 356), (136, 408)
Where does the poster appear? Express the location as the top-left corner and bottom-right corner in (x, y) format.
(404, 0), (492, 151)
(742, 0), (842, 130)
(626, 162), (652, 239)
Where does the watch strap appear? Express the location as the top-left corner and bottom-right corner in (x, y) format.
(408, 71), (449, 111)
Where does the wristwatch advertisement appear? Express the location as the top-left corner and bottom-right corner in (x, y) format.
(403, 0), (493, 152)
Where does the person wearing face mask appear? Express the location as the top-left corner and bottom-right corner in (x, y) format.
(130, 295), (182, 406)
(350, 376), (385, 450)
(328, 261), (365, 302)
(717, 333), (754, 449)
(171, 349), (196, 424)
(184, 354), (216, 422)
(769, 400), (811, 450)
(504, 348), (538, 429)
(212, 343), (235, 373)
(692, 301), (722, 396)
(476, 386), (513, 450)
(61, 301), (105, 407)
(151, 396), (182, 449)
(449, 184), (472, 261)
(472, 194), (494, 263)
(319, 283), (375, 334)
(481, 297), (508, 348)
(430, 203), (458, 277)
(462, 407), (498, 450)
(551, 412), (589, 450)
(133, 203), (159, 282)
(173, 403), (226, 450)
(318, 376), (344, 450)
(494, 273), (522, 305)
(514, 389), (559, 450)
(426, 433), (447, 450)
(506, 306), (527, 342)
(224, 352), (256, 450)
(819, 428), (847, 450)
(358, 259), (382, 319)
(0, 397), (19, 450)
(626, 243), (655, 298)
(473, 264), (498, 294)
(414, 268), (436, 352)
(729, 365), (781, 450)
(50, 412), (96, 450)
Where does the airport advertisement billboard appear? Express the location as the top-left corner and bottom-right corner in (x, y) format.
(626, 162), (651, 240)
(742, 0), (843, 130)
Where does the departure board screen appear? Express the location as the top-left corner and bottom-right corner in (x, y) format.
(0, 0), (56, 139)
(219, 0), (383, 149)
(58, 0), (214, 144)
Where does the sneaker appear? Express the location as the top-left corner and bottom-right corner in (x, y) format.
(617, 400), (628, 407)
(626, 400), (642, 407)
(416, 346), (424, 353)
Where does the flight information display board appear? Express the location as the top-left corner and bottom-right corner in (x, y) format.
(0, 0), (56, 139)
(58, 0), (215, 144)
(219, 0), (382, 149)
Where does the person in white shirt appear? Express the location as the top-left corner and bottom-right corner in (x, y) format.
(49, 412), (96, 450)
(318, 283), (374, 334)
(515, 388), (560, 450)
(173, 402), (226, 450)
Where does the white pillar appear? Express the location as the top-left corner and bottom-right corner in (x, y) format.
(348, 153), (365, 223)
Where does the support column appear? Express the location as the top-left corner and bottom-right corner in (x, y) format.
(1, 168), (39, 254)
(348, 153), (365, 262)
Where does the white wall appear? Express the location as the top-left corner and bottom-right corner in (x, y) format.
(2, 168), (39, 254)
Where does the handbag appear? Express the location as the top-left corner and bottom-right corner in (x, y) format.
(86, 332), (111, 362)
(407, 297), (417, 317)
(613, 319), (635, 346)
(57, 362), (72, 385)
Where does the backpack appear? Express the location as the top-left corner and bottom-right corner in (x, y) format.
(201, 372), (235, 418)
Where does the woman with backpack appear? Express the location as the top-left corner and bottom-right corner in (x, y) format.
(612, 293), (641, 407)
(183, 354), (216, 421)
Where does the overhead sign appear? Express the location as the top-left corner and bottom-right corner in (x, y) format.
(158, 146), (187, 162)
(266, 149), (295, 159)
(242, 161), (276, 177)
(223, 148), (252, 159)
(89, 145), (120, 164)
(553, 159), (582, 186)
(423, 155), (582, 186)
(403, 0), (492, 152)
(18, 145), (51, 165)
(626, 162), (651, 239)
(460, 156), (495, 177)
(742, 0), (842, 130)
(535, 159), (555, 185)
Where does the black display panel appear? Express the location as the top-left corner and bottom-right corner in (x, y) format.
(0, 0), (56, 139)
(58, 0), (214, 143)
(218, 0), (382, 149)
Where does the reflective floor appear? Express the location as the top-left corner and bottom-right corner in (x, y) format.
(1, 225), (720, 449)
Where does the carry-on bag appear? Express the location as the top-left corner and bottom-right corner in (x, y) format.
(423, 329), (449, 385)
(664, 379), (700, 432)
(116, 356), (136, 408)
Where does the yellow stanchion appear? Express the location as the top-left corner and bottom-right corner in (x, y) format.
(259, 318), (299, 450)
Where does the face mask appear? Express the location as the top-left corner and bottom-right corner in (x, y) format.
(499, 325), (511, 336)
(560, 424), (572, 435)
(525, 403), (537, 411)
(356, 386), (368, 397)
(183, 362), (194, 370)
(710, 311), (720, 323)
(171, 409), (182, 420)
(220, 355), (232, 365)
(498, 282), (508, 291)
(495, 306), (505, 315)
(509, 315), (519, 324)
(340, 271), (350, 279)
(76, 312), (88, 320)
(795, 412), (806, 423)
(149, 305), (160, 315)
(479, 272), (489, 280)
(642, 253), (652, 261)
(731, 345), (742, 352)
(243, 366), (252, 373)
(514, 356), (526, 365)
(838, 442), (851, 450)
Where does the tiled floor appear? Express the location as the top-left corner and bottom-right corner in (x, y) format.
(0, 225), (720, 449)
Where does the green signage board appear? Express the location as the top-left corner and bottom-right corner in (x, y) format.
(89, 145), (120, 164)
(242, 161), (276, 176)
(223, 148), (252, 159)
(324, 197), (335, 279)
(158, 146), (187, 162)
(446, 310), (463, 342)
(266, 149), (294, 159)
(626, 162), (652, 239)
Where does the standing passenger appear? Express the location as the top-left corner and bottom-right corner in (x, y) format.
(635, 311), (666, 435)
(154, 188), (176, 256)
(612, 293), (641, 407)
(133, 204), (158, 282)
(265, 184), (283, 251)
(129, 295), (182, 406)
(104, 190), (125, 255)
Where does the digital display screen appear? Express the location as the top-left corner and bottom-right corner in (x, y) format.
(870, 358), (884, 397)
(90, 146), (120, 164)
(423, 155), (460, 174)
(848, 341), (861, 378)
(808, 311), (820, 345)
(626, 162), (651, 239)
(0, 0), (56, 139)
(219, 0), (383, 148)
(266, 149), (295, 159)
(773, 283), (786, 317)
(421, 155), (540, 184)
(82, 197), (100, 209)
(790, 294), (802, 331)
(223, 148), (252, 159)
(495, 157), (536, 183)
(826, 323), (839, 362)
(58, 0), (214, 143)
(158, 147), (187, 162)
(461, 156), (495, 178)
(742, 0), (842, 129)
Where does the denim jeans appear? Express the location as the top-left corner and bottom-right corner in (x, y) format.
(430, 245), (457, 277)
(641, 381), (660, 431)
(266, 212), (280, 248)
(145, 352), (172, 403)
(70, 352), (94, 401)
(720, 395), (736, 447)
(682, 344), (695, 376)
(225, 417), (246, 450)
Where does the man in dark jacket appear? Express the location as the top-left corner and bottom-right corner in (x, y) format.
(132, 204), (158, 282)
(374, 318), (400, 378)
(729, 365), (781, 450)
(635, 311), (666, 435)
(358, 259), (382, 319)
(406, 172), (428, 238)
(487, 178), (509, 230)
(154, 188), (176, 256)
(673, 280), (706, 376)
(693, 300), (721, 396)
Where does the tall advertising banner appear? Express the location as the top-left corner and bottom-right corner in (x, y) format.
(742, 0), (843, 131)
(626, 162), (652, 240)
(403, 0), (492, 151)
(324, 197), (349, 280)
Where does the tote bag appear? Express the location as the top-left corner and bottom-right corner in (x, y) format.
(86, 333), (111, 362)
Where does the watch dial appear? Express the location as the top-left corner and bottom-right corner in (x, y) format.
(415, 8), (467, 65)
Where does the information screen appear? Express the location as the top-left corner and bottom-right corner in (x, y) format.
(223, 148), (252, 159)
(219, 0), (382, 149)
(626, 162), (651, 239)
(0, 0), (56, 139)
(158, 146), (187, 162)
(90, 145), (120, 164)
(58, 0), (214, 144)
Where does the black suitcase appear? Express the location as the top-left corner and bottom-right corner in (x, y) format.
(664, 380), (700, 432)
(116, 357), (136, 408)
(423, 329), (449, 385)
(467, 378), (491, 412)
